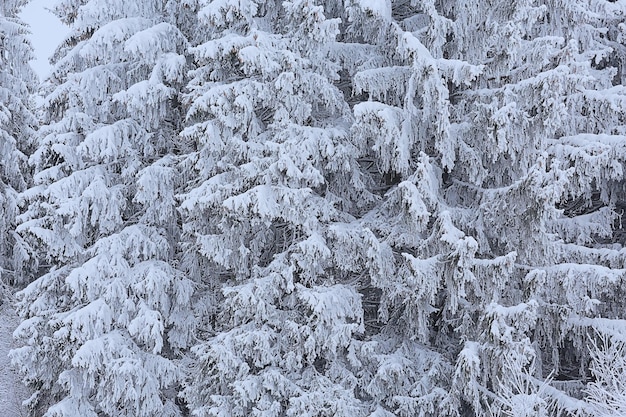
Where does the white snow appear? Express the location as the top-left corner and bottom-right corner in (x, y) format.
(0, 302), (28, 417)
(358, 0), (391, 20)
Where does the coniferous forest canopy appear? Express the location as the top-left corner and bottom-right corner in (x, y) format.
(1, 0), (626, 416)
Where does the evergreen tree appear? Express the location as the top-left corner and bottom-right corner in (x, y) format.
(12, 0), (195, 415)
(179, 0), (377, 415)
(345, 0), (626, 415)
(180, 0), (626, 415)
(0, 0), (37, 289)
(10, 0), (626, 416)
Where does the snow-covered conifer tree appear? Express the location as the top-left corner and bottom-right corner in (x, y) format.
(12, 0), (626, 416)
(11, 1), (195, 415)
(178, 0), (626, 415)
(0, 0), (37, 287)
(334, 0), (626, 415)
(179, 0), (382, 415)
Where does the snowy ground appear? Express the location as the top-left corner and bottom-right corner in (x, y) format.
(0, 301), (29, 417)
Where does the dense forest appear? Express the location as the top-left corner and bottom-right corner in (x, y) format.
(1, 0), (626, 416)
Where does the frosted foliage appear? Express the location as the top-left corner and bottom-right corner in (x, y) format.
(9, 0), (626, 416)
(180, 1), (374, 416)
(14, 226), (194, 416)
(11, 0), (195, 416)
(133, 159), (177, 225)
(337, 0), (626, 415)
(585, 335), (626, 417)
(0, 0), (37, 281)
